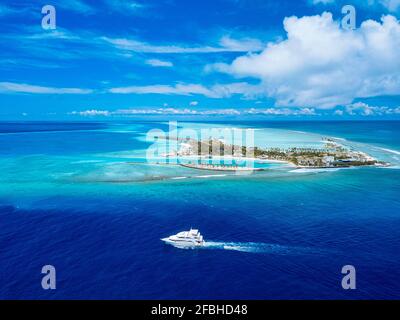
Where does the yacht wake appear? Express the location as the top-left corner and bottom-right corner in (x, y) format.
(202, 241), (327, 255)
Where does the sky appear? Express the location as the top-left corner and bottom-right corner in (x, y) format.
(0, 0), (400, 120)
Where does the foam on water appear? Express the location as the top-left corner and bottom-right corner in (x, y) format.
(71, 160), (104, 164)
(331, 136), (347, 141)
(195, 174), (228, 178)
(290, 168), (341, 173)
(376, 147), (400, 155)
(379, 165), (400, 169)
(199, 241), (329, 255)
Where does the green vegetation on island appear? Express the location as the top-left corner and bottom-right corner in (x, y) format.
(171, 137), (386, 169)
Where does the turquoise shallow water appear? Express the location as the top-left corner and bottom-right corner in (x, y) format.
(0, 121), (399, 299)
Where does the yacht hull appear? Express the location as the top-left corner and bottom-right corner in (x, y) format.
(161, 238), (204, 248)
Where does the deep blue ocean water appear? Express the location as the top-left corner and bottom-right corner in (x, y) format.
(0, 121), (399, 299)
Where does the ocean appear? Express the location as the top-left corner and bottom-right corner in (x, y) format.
(0, 120), (399, 299)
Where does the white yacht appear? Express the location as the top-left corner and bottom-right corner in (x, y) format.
(161, 228), (205, 247)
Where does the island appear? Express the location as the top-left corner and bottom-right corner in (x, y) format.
(160, 136), (389, 171)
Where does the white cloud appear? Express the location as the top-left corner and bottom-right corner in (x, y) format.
(56, 0), (94, 14)
(102, 35), (263, 54)
(210, 13), (400, 108)
(345, 102), (400, 115)
(0, 82), (93, 94)
(69, 107), (320, 117)
(69, 105), (400, 117)
(189, 101), (199, 106)
(379, 0), (400, 12)
(109, 82), (263, 98)
(145, 59), (173, 67)
(245, 107), (316, 115)
(115, 108), (198, 115)
(345, 102), (375, 115)
(218, 36), (264, 52)
(70, 110), (110, 116)
(1, 2), (93, 17)
(104, 0), (143, 12)
(70, 108), (241, 116)
(312, 0), (334, 4)
(109, 84), (212, 95)
(310, 0), (400, 12)
(210, 82), (264, 99)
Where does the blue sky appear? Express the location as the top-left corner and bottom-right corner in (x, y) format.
(0, 0), (400, 120)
